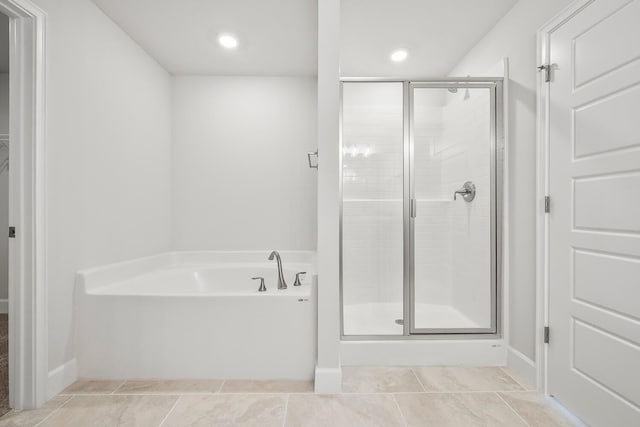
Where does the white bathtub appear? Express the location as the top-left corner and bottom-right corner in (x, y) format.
(75, 251), (317, 380)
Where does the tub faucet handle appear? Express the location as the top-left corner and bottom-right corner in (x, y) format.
(252, 277), (267, 292)
(293, 272), (307, 286)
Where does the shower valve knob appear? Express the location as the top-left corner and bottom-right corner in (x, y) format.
(454, 181), (476, 202)
(293, 272), (306, 286)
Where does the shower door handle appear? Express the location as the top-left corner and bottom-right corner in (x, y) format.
(410, 199), (417, 218)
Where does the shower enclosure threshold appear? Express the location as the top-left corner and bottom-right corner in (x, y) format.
(343, 302), (481, 336)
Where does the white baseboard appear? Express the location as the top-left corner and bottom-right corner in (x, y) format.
(547, 395), (589, 426)
(506, 346), (537, 389)
(0, 299), (7, 314)
(47, 358), (77, 399)
(314, 366), (342, 394)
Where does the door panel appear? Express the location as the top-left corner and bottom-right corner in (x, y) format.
(573, 0), (640, 87)
(574, 249), (640, 319)
(574, 84), (640, 158)
(547, 0), (640, 425)
(573, 173), (640, 232)
(573, 321), (640, 406)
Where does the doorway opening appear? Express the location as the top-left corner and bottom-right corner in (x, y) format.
(0, 0), (47, 410)
(0, 10), (9, 416)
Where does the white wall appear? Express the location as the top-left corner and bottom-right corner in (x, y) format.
(449, 0), (574, 364)
(31, 0), (173, 384)
(171, 76), (317, 251)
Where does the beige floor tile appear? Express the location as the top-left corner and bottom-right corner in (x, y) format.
(500, 368), (536, 391)
(62, 379), (124, 395)
(413, 367), (524, 392)
(39, 395), (176, 427)
(115, 379), (223, 394)
(220, 380), (313, 393)
(285, 394), (404, 427)
(161, 394), (286, 427)
(395, 392), (528, 427)
(499, 392), (582, 427)
(342, 367), (424, 393)
(0, 396), (70, 427)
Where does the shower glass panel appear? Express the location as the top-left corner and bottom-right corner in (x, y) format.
(411, 84), (496, 333)
(341, 82), (404, 336)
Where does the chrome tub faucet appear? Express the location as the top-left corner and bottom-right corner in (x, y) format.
(268, 250), (287, 289)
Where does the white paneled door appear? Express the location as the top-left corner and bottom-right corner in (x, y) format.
(547, 0), (640, 425)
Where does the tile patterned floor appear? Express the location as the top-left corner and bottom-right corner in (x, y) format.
(0, 367), (583, 426)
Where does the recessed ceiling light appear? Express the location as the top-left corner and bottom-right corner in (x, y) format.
(218, 34), (239, 49)
(390, 49), (408, 62)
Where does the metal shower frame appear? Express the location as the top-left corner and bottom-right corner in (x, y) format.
(339, 77), (504, 340)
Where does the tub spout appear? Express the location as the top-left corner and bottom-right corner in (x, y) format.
(268, 251), (287, 290)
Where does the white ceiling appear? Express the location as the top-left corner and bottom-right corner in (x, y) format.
(0, 13), (9, 73)
(341, 0), (518, 77)
(91, 0), (318, 76)
(92, 0), (517, 78)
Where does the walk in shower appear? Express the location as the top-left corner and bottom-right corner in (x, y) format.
(340, 79), (503, 337)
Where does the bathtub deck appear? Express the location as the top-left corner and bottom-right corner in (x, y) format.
(0, 367), (582, 426)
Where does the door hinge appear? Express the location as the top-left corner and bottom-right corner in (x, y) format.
(410, 199), (417, 218)
(538, 64), (552, 82)
(544, 326), (550, 344)
(544, 196), (551, 213)
(8, 226), (15, 238)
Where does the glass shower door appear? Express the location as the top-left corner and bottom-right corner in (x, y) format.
(341, 82), (405, 336)
(410, 83), (498, 333)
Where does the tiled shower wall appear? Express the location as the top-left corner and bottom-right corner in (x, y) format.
(342, 83), (404, 307)
(414, 97), (453, 308)
(415, 89), (492, 327)
(445, 90), (492, 327)
(342, 83), (492, 328)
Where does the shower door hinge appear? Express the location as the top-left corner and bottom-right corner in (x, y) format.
(544, 196), (551, 213)
(8, 226), (15, 238)
(544, 326), (550, 344)
(538, 64), (552, 82)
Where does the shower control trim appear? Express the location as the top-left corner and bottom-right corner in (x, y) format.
(454, 181), (476, 202)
